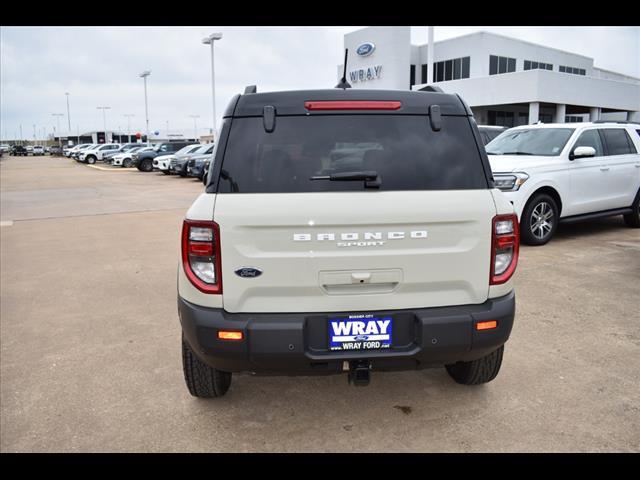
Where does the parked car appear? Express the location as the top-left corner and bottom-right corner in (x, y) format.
(72, 144), (99, 160)
(49, 145), (63, 156)
(154, 144), (202, 174)
(169, 143), (215, 176)
(11, 145), (28, 156)
(103, 143), (144, 164)
(478, 125), (507, 145)
(186, 154), (212, 180)
(0, 144), (10, 153)
(177, 87), (519, 397)
(32, 145), (45, 155)
(79, 144), (121, 164)
(66, 144), (91, 158)
(132, 142), (191, 172)
(26, 145), (34, 155)
(111, 146), (154, 167)
(487, 121), (640, 245)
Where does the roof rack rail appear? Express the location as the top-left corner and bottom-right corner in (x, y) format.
(592, 120), (630, 124)
(418, 85), (444, 93)
(244, 85), (257, 94)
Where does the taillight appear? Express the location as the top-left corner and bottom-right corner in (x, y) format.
(181, 219), (222, 294)
(304, 100), (402, 111)
(490, 213), (519, 285)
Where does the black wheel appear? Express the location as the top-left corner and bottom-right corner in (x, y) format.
(86, 155), (96, 165)
(520, 193), (559, 246)
(123, 158), (132, 168)
(623, 191), (640, 228)
(445, 345), (504, 385)
(182, 335), (232, 398)
(140, 159), (153, 172)
(161, 170), (170, 175)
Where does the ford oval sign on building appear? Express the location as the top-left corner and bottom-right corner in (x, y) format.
(356, 42), (375, 57)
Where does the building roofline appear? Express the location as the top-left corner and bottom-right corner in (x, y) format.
(414, 30), (594, 62)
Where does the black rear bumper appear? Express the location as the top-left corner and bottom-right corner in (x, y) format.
(178, 291), (515, 375)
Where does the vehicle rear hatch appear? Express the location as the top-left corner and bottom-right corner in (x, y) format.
(212, 93), (496, 313)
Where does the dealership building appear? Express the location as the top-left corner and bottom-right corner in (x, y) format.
(339, 27), (640, 125)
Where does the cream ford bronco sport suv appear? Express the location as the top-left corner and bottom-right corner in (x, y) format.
(178, 87), (519, 397)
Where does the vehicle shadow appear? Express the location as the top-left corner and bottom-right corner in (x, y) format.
(552, 215), (630, 242)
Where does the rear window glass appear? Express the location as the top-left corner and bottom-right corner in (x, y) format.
(217, 115), (486, 193)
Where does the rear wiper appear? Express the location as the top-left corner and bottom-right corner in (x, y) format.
(310, 171), (381, 189)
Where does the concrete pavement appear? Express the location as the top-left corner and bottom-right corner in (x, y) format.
(1, 156), (639, 452)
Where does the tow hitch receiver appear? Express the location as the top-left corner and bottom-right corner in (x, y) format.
(348, 360), (371, 386)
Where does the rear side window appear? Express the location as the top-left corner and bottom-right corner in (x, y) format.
(217, 115), (487, 193)
(602, 129), (636, 155)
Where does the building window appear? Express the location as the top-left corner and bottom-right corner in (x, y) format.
(565, 116), (584, 123)
(488, 110), (516, 128)
(421, 64), (428, 83)
(490, 55), (516, 75)
(432, 57), (470, 82)
(410, 65), (416, 88)
(524, 60), (553, 71)
(462, 57), (470, 78)
(560, 65), (586, 76)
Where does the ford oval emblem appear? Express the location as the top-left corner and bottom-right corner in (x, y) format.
(356, 42), (375, 57)
(235, 267), (262, 278)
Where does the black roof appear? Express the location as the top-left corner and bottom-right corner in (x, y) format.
(225, 89), (471, 118)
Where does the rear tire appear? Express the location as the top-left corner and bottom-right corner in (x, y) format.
(623, 192), (640, 228)
(182, 336), (232, 398)
(445, 345), (504, 385)
(123, 158), (132, 168)
(520, 193), (558, 246)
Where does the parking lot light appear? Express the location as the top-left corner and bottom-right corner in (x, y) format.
(202, 33), (222, 140)
(139, 70), (151, 146)
(97, 106), (111, 143)
(124, 114), (135, 143)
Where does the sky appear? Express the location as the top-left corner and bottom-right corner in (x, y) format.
(1, 26), (638, 141)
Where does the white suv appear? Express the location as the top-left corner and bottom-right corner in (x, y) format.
(487, 122), (640, 245)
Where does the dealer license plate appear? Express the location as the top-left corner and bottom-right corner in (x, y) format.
(328, 314), (392, 351)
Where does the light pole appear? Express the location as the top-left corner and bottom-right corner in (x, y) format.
(166, 120), (169, 137)
(20, 124), (23, 145)
(52, 114), (64, 148)
(65, 92), (71, 132)
(202, 32), (222, 140)
(33, 124), (36, 144)
(139, 70), (151, 145)
(189, 115), (200, 142)
(124, 114), (134, 143)
(96, 106), (111, 143)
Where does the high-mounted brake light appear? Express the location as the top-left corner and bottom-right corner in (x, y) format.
(181, 219), (222, 294)
(490, 213), (519, 285)
(304, 100), (402, 111)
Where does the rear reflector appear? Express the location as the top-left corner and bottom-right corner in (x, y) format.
(476, 320), (498, 331)
(217, 330), (243, 341)
(304, 100), (402, 111)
